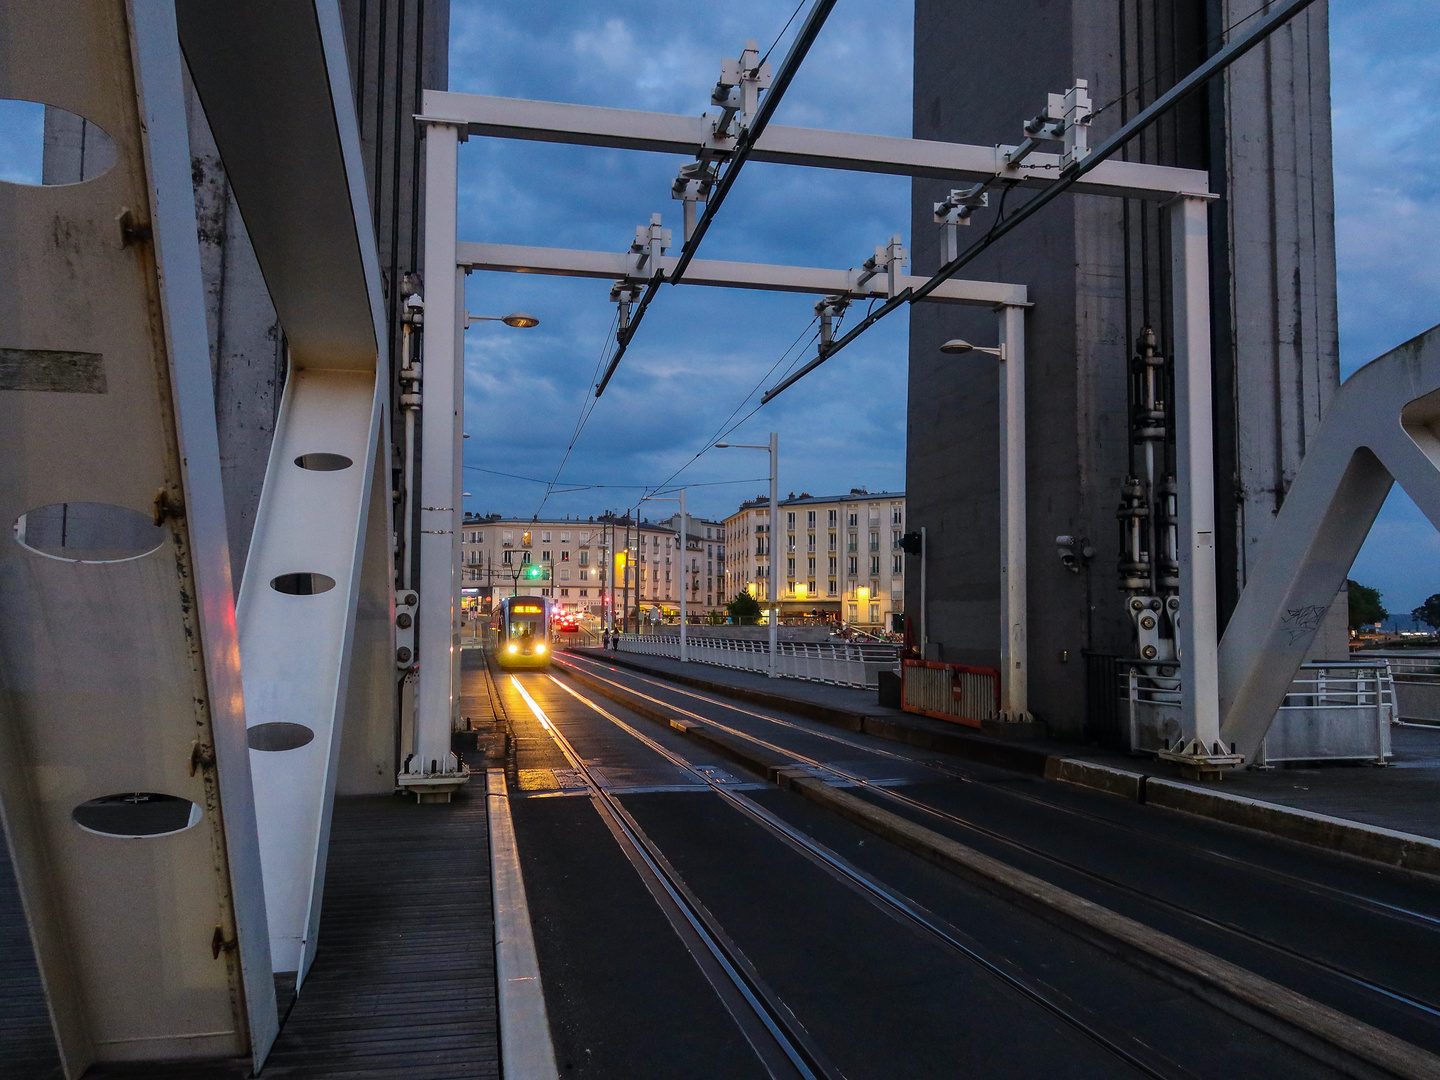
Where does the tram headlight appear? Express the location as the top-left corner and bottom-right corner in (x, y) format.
(535, 642), (546, 654)
(507, 643), (519, 654)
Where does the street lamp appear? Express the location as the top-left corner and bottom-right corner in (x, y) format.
(715, 433), (779, 678)
(465, 311), (540, 328)
(940, 338), (1004, 358)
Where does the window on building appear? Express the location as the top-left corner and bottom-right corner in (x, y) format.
(869, 531), (880, 551)
(808, 557), (816, 574)
(893, 554), (902, 574)
(787, 512), (795, 528)
(807, 535), (815, 552)
(560, 588), (569, 597)
(579, 569), (588, 580)
(848, 556), (857, 576)
(892, 507), (902, 525)
(580, 589), (588, 597)
(560, 532), (570, 543)
(828, 510), (836, 526)
(868, 508), (880, 523)
(503, 550), (513, 565)
(828, 532), (836, 551)
(849, 603), (858, 621)
(807, 511), (816, 527)
(579, 551), (589, 566)
(561, 550), (570, 561)
(521, 551), (531, 564)
(503, 530), (514, 544)
(870, 603), (879, 623)
(542, 549), (551, 562)
(787, 557), (795, 575)
(522, 531), (531, 546)
(542, 531), (551, 543)
(560, 568), (570, 581)
(828, 579), (837, 595)
(848, 513), (857, 527)
(871, 555), (880, 575)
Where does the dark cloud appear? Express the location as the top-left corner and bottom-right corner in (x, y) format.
(453, 0), (915, 523)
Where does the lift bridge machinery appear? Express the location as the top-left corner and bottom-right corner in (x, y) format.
(3, 0), (1439, 1074)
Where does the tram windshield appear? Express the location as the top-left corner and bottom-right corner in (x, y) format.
(506, 602), (545, 640)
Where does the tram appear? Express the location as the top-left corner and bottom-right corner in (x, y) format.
(491, 595), (553, 669)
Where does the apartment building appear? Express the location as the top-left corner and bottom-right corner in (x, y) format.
(459, 512), (726, 619)
(724, 489), (906, 630)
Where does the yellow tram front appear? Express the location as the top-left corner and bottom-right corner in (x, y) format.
(493, 595), (553, 669)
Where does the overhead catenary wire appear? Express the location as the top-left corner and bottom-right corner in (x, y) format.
(760, 0), (1322, 405)
(592, 0), (837, 398)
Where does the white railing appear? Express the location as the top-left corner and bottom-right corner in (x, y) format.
(611, 633), (900, 689)
(1121, 660), (1394, 763)
(1360, 652), (1440, 684)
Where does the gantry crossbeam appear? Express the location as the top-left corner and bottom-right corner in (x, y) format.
(422, 90), (1211, 202)
(456, 242), (1028, 308)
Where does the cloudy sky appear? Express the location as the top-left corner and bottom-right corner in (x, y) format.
(451, 0), (1440, 617)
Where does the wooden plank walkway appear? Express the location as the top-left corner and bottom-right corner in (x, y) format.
(262, 790), (499, 1079)
(0, 838), (63, 1079)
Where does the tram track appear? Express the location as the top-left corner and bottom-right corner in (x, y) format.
(551, 652), (1440, 1078)
(512, 671), (1204, 1080)
(558, 654), (1440, 1020)
(562, 652), (1440, 933)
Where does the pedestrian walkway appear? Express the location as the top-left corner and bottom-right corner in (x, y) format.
(569, 648), (1440, 844)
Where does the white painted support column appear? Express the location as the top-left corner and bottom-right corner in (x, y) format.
(406, 119), (467, 793)
(1163, 195), (1233, 767)
(998, 305), (1031, 721)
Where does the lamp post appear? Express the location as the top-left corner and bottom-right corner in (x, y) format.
(941, 320), (1032, 723)
(641, 489), (688, 662)
(716, 434), (779, 678)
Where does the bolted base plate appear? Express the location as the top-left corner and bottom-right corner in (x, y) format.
(396, 765), (472, 803)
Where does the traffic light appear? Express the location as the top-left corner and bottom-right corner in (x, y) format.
(899, 531), (922, 555)
(523, 563), (542, 580)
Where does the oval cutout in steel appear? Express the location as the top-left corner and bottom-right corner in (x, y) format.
(72, 793), (201, 838)
(247, 721), (316, 752)
(270, 571), (336, 595)
(294, 453), (353, 472)
(14, 502), (164, 563)
(0, 99), (117, 187)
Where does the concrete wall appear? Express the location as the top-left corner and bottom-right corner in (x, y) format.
(908, 0), (1339, 737)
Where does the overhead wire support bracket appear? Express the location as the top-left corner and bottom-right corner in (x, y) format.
(592, 0), (838, 398)
(761, 0), (1318, 406)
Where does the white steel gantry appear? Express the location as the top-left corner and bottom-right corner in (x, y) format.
(412, 73), (1231, 765)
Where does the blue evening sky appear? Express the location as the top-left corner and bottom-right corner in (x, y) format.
(451, 0), (1440, 616)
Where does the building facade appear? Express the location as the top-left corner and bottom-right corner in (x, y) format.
(460, 512), (726, 620)
(725, 491), (906, 630)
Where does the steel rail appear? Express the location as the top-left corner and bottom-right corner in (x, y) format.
(574, 654), (1440, 935)
(760, 0), (1321, 404)
(558, 654), (1440, 1026)
(594, 0), (837, 397)
(507, 676), (837, 1080)
(546, 672), (1189, 1079)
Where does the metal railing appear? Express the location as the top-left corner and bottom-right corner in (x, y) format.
(611, 633), (900, 689)
(900, 659), (1000, 727)
(1359, 652), (1440, 683)
(1120, 660), (1394, 763)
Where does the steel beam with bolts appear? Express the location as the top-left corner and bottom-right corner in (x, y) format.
(456, 241), (1028, 308)
(0, 2), (277, 1072)
(421, 89), (1208, 202)
(182, 0), (398, 985)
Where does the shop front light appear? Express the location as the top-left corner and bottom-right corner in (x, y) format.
(507, 643), (519, 654)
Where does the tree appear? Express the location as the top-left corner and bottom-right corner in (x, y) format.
(726, 590), (761, 624)
(1412, 594), (1440, 631)
(1347, 579), (1387, 631)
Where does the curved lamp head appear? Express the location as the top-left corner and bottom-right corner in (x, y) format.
(940, 338), (1003, 358)
(501, 312), (540, 328)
